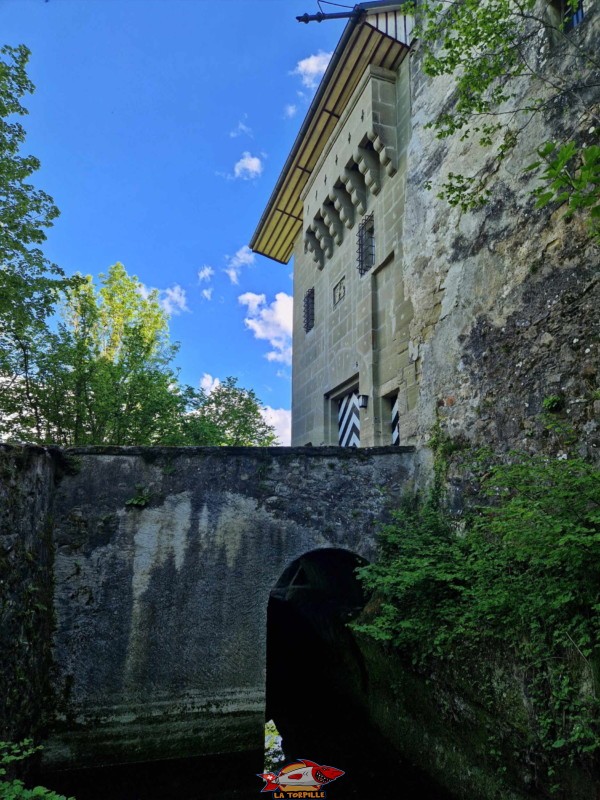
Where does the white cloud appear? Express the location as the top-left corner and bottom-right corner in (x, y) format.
(138, 282), (188, 316)
(238, 290), (265, 315)
(233, 151), (263, 180)
(292, 51), (332, 89)
(261, 406), (291, 446)
(224, 245), (255, 285)
(229, 116), (253, 138)
(160, 284), (188, 315)
(200, 373), (221, 394)
(283, 104), (297, 119)
(198, 265), (214, 282)
(238, 291), (293, 365)
(201, 288), (213, 301)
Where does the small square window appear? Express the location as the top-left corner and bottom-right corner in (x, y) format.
(333, 276), (346, 306)
(303, 287), (315, 333)
(357, 213), (375, 276)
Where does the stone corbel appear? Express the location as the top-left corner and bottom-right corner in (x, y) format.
(311, 217), (333, 259)
(367, 130), (397, 177)
(341, 168), (367, 216)
(304, 229), (325, 269)
(321, 202), (344, 246)
(356, 145), (381, 195)
(329, 186), (355, 229)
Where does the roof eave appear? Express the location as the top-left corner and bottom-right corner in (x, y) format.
(249, 10), (363, 256)
(250, 1), (412, 263)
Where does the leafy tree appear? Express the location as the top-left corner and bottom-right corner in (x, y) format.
(0, 44), (74, 355)
(0, 47), (276, 448)
(194, 376), (278, 446)
(413, 0), (599, 239)
(0, 264), (276, 447)
(0, 43), (80, 439)
(2, 263), (178, 445)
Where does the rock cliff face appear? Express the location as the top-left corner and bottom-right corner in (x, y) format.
(402, 4), (598, 466)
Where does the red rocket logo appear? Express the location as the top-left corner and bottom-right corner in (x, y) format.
(258, 758), (344, 795)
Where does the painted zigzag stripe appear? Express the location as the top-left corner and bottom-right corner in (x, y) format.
(391, 394), (400, 446)
(338, 392), (360, 447)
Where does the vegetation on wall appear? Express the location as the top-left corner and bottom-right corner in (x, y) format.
(0, 451), (54, 747)
(412, 0), (599, 241)
(354, 447), (600, 787)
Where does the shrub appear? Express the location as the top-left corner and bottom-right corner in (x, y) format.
(0, 741), (75, 800)
(354, 454), (600, 772)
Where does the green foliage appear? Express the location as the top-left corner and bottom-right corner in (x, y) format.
(529, 140), (600, 237)
(355, 453), (600, 776)
(125, 485), (152, 508)
(354, 497), (467, 659)
(0, 45), (78, 374)
(428, 416), (467, 500)
(194, 376), (278, 447)
(542, 393), (564, 412)
(264, 720), (286, 773)
(0, 741), (75, 800)
(412, 0), (599, 240)
(0, 48), (275, 448)
(0, 264), (276, 447)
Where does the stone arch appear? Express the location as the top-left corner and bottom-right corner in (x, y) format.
(269, 547), (368, 608)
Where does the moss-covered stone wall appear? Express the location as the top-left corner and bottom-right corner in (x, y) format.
(351, 637), (596, 800)
(0, 445), (57, 743)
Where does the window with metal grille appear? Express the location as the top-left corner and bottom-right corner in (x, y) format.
(357, 213), (375, 276)
(303, 287), (315, 333)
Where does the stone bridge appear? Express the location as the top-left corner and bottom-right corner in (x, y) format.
(3, 445), (414, 770)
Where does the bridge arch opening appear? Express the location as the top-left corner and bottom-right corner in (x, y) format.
(265, 548), (371, 769)
(264, 548), (454, 799)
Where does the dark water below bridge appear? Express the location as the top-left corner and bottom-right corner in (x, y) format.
(38, 724), (454, 800)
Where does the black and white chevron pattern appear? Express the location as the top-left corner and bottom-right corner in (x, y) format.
(391, 394), (400, 446)
(338, 392), (360, 447)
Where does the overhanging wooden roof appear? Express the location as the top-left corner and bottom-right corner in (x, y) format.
(250, 2), (413, 264)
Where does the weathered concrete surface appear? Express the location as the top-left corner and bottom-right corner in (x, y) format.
(46, 445), (415, 769)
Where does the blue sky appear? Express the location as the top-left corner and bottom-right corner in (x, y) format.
(1, 0), (347, 443)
